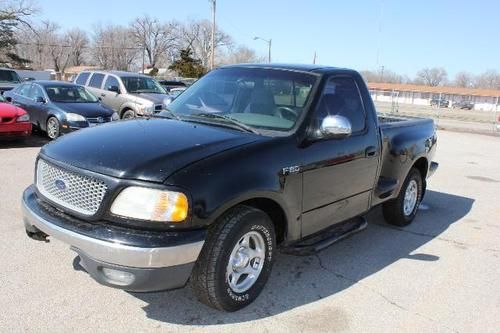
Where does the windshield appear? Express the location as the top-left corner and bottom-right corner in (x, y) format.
(0, 70), (21, 84)
(163, 68), (317, 132)
(45, 85), (99, 103)
(121, 76), (166, 94)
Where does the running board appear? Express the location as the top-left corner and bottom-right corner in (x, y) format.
(281, 216), (368, 256)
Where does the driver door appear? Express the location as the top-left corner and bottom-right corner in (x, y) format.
(301, 75), (380, 237)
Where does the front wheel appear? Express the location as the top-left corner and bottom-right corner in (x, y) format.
(382, 168), (423, 226)
(46, 116), (61, 140)
(122, 109), (136, 119)
(190, 205), (276, 311)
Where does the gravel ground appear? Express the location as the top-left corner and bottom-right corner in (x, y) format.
(0, 130), (499, 333)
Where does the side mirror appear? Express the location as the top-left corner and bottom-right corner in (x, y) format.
(108, 85), (120, 94)
(164, 97), (174, 105)
(320, 115), (352, 138)
(36, 96), (46, 104)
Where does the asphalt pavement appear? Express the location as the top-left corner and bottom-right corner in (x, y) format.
(0, 130), (499, 332)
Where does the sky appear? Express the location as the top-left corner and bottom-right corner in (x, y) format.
(36, 0), (499, 78)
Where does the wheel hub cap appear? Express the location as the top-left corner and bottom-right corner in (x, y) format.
(226, 231), (265, 293)
(403, 179), (418, 216)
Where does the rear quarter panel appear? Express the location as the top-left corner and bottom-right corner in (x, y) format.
(372, 118), (437, 206)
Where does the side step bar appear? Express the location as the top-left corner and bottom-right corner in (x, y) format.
(281, 216), (368, 256)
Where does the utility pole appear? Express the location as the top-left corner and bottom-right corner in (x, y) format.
(210, 0), (216, 70)
(268, 39), (272, 63)
(142, 29), (146, 74)
(253, 37), (272, 63)
(313, 51), (317, 64)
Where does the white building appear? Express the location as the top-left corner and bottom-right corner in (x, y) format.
(368, 82), (500, 111)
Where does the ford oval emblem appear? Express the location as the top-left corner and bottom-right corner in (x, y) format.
(55, 179), (67, 191)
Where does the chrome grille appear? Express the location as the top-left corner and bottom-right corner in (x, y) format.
(36, 159), (107, 216)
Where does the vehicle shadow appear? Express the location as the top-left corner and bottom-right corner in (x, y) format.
(0, 131), (49, 149)
(129, 190), (473, 325)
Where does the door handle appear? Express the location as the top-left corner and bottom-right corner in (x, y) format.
(365, 146), (377, 157)
(101, 93), (106, 97)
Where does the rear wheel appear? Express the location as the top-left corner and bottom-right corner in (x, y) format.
(191, 205), (276, 311)
(46, 117), (60, 140)
(382, 168), (423, 226)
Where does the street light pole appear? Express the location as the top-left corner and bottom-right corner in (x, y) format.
(253, 36), (272, 63)
(210, 0), (216, 70)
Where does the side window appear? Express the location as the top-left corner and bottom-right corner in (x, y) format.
(75, 72), (90, 85)
(314, 76), (366, 133)
(17, 83), (32, 97)
(88, 73), (105, 89)
(29, 85), (44, 100)
(104, 75), (120, 90)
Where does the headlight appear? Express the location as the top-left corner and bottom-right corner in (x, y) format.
(66, 113), (86, 122)
(111, 112), (119, 121)
(16, 114), (30, 122)
(110, 187), (189, 222)
(138, 104), (154, 114)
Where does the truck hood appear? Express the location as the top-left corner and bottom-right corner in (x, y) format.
(40, 118), (260, 182)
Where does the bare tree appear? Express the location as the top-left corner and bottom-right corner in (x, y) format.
(91, 24), (138, 71)
(13, 20), (63, 71)
(453, 71), (475, 88)
(131, 15), (179, 69)
(0, 0), (37, 63)
(0, 0), (37, 28)
(180, 20), (233, 68)
(415, 67), (448, 86)
(221, 45), (264, 65)
(66, 28), (89, 66)
(474, 70), (500, 89)
(360, 68), (409, 84)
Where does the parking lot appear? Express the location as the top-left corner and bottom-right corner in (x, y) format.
(0, 129), (499, 332)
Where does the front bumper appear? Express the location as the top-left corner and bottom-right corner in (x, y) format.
(22, 186), (206, 292)
(62, 119), (112, 134)
(0, 122), (32, 137)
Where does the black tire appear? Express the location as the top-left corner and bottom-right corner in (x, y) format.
(382, 168), (423, 227)
(122, 109), (136, 119)
(46, 116), (60, 140)
(191, 205), (276, 312)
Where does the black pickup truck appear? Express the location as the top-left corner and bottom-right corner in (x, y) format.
(22, 64), (438, 311)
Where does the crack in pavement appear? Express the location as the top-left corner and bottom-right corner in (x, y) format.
(314, 254), (459, 333)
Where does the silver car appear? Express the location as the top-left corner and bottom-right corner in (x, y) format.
(74, 71), (171, 119)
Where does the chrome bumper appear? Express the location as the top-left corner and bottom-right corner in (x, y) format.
(22, 187), (204, 269)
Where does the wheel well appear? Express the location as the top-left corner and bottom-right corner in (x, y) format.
(239, 198), (287, 245)
(413, 157), (428, 179)
(120, 107), (133, 118)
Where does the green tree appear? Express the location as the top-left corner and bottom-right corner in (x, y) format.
(168, 48), (206, 78)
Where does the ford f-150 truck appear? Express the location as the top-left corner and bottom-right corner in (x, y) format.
(22, 64), (438, 311)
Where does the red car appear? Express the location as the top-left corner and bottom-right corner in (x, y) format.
(0, 93), (32, 139)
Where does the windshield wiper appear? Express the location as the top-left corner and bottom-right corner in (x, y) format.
(191, 113), (259, 134)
